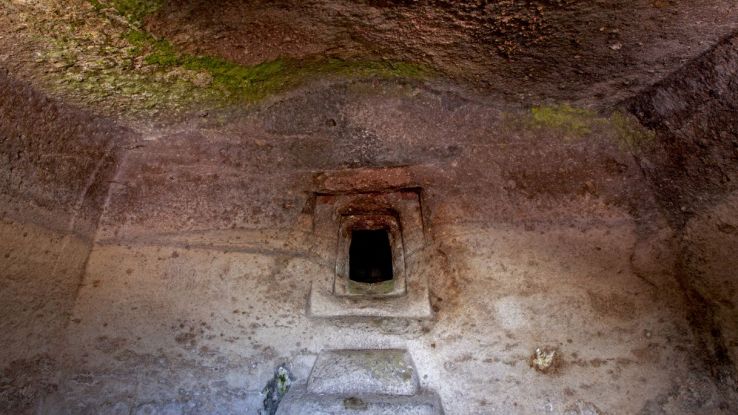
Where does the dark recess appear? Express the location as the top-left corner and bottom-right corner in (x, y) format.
(349, 229), (394, 284)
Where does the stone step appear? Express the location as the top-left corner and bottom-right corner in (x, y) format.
(307, 349), (419, 396)
(276, 349), (444, 415)
(276, 386), (444, 415)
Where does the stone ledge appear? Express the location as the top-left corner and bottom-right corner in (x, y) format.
(308, 189), (432, 319)
(308, 276), (432, 318)
(308, 349), (419, 396)
(276, 385), (444, 415)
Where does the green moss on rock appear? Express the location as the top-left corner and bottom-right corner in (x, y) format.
(92, 0), (165, 24)
(530, 104), (597, 137)
(503, 103), (655, 152)
(24, 0), (431, 118)
(609, 111), (656, 151)
(127, 27), (432, 102)
(92, 0), (431, 102)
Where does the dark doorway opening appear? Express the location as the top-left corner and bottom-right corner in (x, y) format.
(349, 229), (394, 284)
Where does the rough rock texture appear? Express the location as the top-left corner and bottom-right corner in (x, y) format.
(0, 70), (130, 414)
(627, 31), (738, 227)
(47, 81), (732, 414)
(1, 0), (737, 119)
(0, 68), (127, 234)
(681, 194), (738, 388)
(149, 0), (738, 105)
(627, 31), (738, 389)
(0, 2), (737, 414)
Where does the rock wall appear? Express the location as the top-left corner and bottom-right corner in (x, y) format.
(0, 69), (129, 414)
(1, 22), (736, 409)
(52, 81), (732, 414)
(628, 31), (738, 226)
(627, 31), (738, 387)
